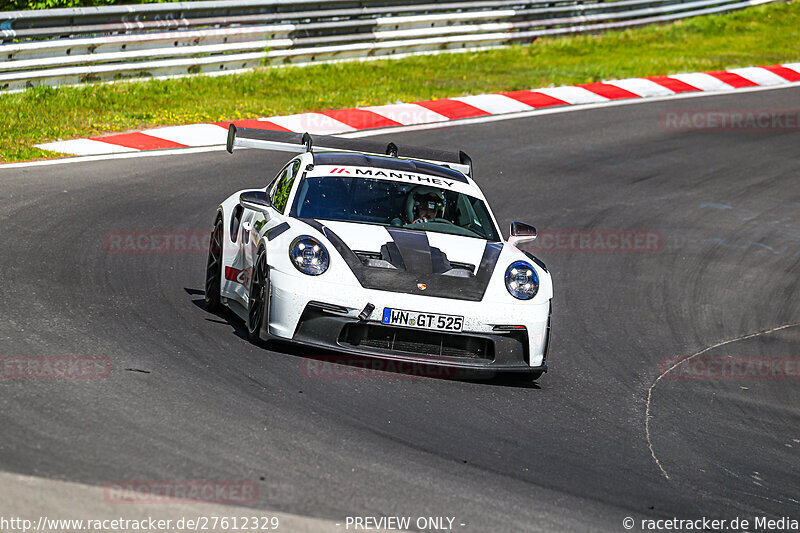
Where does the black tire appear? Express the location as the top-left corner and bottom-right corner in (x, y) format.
(204, 218), (223, 312)
(247, 247), (269, 343)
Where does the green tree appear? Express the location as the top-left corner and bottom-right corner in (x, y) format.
(2, 0), (189, 11)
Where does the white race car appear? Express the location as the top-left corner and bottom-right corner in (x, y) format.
(205, 126), (552, 380)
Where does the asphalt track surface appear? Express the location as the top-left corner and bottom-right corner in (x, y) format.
(1, 87), (799, 532)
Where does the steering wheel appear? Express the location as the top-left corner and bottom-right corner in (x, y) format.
(412, 217), (453, 225)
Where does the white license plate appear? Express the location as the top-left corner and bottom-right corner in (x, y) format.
(381, 308), (464, 332)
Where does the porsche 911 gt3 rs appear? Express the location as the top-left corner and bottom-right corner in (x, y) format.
(205, 126), (552, 380)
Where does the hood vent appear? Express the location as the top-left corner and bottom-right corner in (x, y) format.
(354, 250), (397, 270)
(354, 247), (475, 278)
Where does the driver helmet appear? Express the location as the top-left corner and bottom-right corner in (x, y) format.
(411, 188), (446, 222)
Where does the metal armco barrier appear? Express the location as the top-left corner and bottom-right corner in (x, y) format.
(0, 0), (777, 91)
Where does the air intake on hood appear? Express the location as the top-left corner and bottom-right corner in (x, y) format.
(354, 251), (398, 270)
(354, 248), (475, 277)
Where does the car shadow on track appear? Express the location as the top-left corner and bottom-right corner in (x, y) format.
(185, 288), (540, 389)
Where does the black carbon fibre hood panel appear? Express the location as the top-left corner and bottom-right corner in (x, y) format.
(300, 219), (501, 301)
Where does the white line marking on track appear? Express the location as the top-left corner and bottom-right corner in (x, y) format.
(645, 322), (800, 480)
(144, 123), (228, 146)
(0, 145), (228, 169)
(3, 81), (799, 170)
(348, 81), (800, 138)
(34, 138), (137, 156)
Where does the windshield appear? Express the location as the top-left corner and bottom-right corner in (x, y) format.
(292, 176), (500, 241)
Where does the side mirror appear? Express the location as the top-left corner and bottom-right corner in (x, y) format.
(239, 191), (272, 213)
(510, 221), (537, 239)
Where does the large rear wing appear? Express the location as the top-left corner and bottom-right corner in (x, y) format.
(225, 125), (473, 178)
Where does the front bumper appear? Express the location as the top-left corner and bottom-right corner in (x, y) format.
(268, 269), (551, 368)
(289, 304), (547, 376)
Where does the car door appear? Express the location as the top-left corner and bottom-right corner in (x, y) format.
(241, 158), (302, 303)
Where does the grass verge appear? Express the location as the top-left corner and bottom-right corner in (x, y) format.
(1, 1), (799, 163)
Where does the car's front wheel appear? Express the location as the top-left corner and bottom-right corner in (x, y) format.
(204, 217), (223, 312)
(247, 247), (269, 343)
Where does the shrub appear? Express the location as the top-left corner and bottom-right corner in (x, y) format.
(2, 0), (190, 11)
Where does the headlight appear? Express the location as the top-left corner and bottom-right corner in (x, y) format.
(505, 261), (539, 300)
(290, 235), (329, 276)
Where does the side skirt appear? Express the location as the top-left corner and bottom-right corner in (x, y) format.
(224, 297), (249, 323)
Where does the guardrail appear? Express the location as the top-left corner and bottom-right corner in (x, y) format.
(0, 0), (776, 92)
